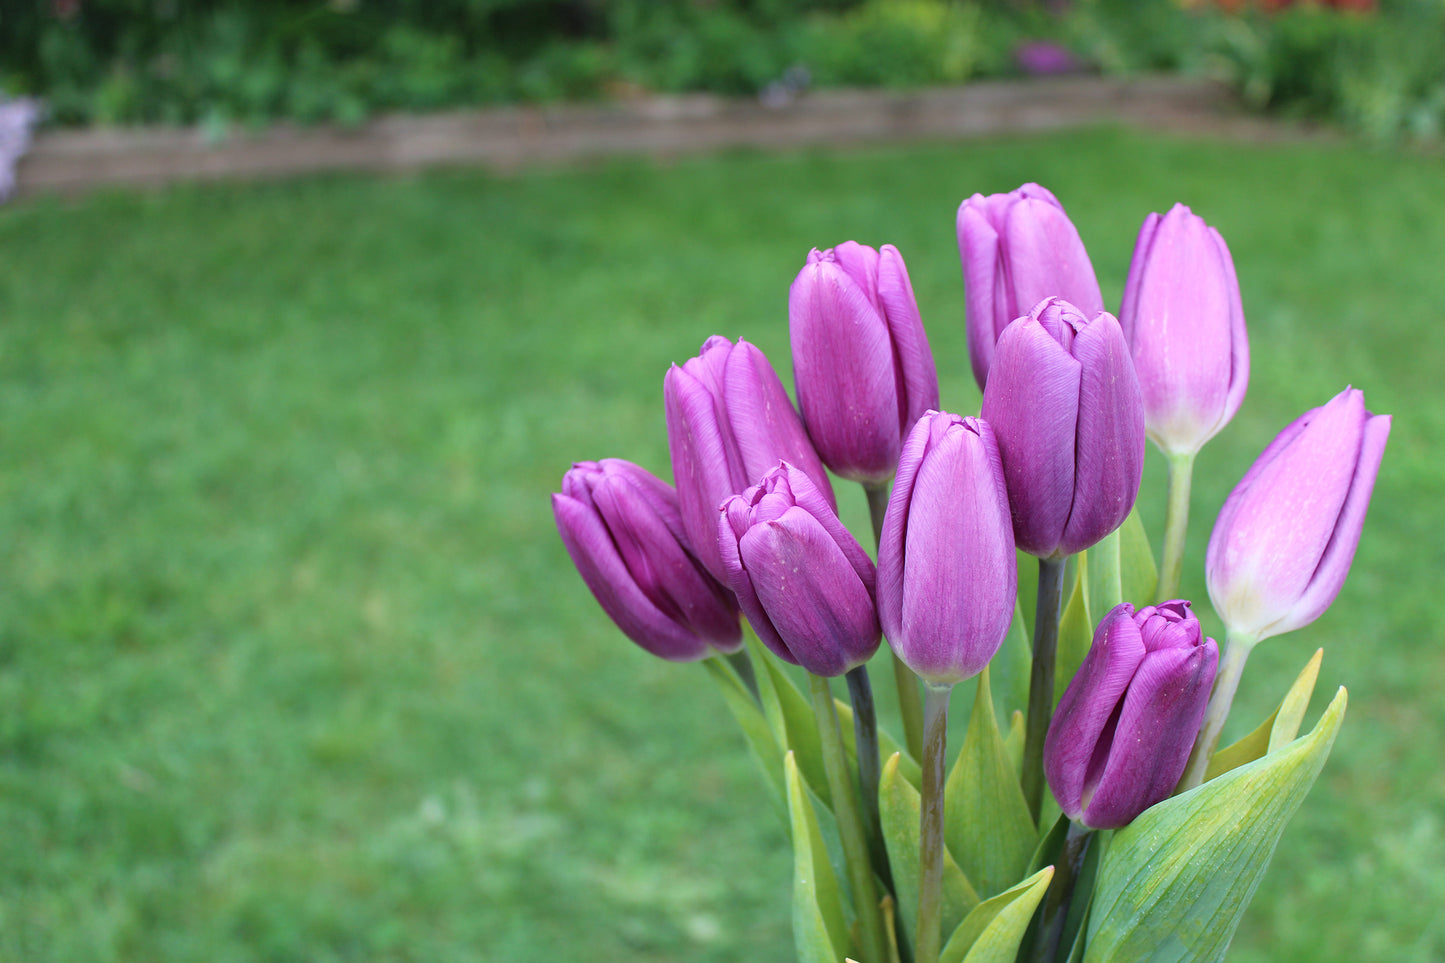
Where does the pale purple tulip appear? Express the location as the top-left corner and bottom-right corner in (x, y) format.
(1206, 387), (1390, 642)
(1119, 204), (1249, 456)
(1045, 601), (1218, 829)
(553, 459), (742, 661)
(665, 336), (836, 580)
(718, 462), (880, 677)
(980, 297), (1145, 558)
(875, 411), (1016, 685)
(789, 241), (940, 483)
(957, 183), (1104, 389)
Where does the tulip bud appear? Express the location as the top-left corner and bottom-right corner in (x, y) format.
(980, 297), (1145, 558)
(1206, 386), (1390, 643)
(1045, 601), (1218, 829)
(718, 462), (880, 677)
(789, 241), (941, 483)
(876, 411), (1017, 685)
(553, 459), (742, 661)
(1119, 204), (1250, 456)
(957, 183), (1104, 390)
(665, 336), (836, 580)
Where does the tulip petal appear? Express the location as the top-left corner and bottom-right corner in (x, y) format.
(724, 340), (837, 509)
(665, 363), (747, 579)
(878, 244), (941, 434)
(959, 201), (1003, 389)
(1002, 197), (1105, 324)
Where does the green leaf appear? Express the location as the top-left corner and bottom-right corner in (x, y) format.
(838, 696), (922, 792)
(1118, 506), (1157, 605)
(1054, 558), (1095, 706)
(938, 866), (1055, 963)
(879, 753), (980, 950)
(703, 657), (786, 813)
(1003, 709), (1024, 780)
(749, 631), (832, 808)
(1205, 648), (1323, 780)
(786, 751), (854, 963)
(990, 602), (1033, 726)
(946, 667), (1037, 898)
(1026, 812), (1070, 878)
(1086, 526), (1124, 621)
(1086, 686), (1349, 963)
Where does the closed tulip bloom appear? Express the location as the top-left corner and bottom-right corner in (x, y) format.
(1119, 204), (1249, 456)
(665, 336), (836, 580)
(980, 297), (1145, 558)
(876, 411), (1017, 685)
(957, 183), (1104, 389)
(1206, 387), (1390, 642)
(789, 241), (940, 483)
(553, 459), (742, 661)
(718, 462), (880, 677)
(1045, 601), (1218, 829)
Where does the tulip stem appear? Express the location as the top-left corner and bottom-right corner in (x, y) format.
(1178, 631), (1257, 791)
(846, 665), (894, 895)
(916, 682), (953, 963)
(810, 673), (889, 963)
(1029, 821), (1094, 963)
(865, 480), (926, 763)
(1156, 451), (1196, 603)
(1022, 556), (1067, 825)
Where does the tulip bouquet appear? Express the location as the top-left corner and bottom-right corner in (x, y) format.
(552, 184), (1389, 963)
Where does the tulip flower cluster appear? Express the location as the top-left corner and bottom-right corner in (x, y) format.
(551, 180), (1389, 963)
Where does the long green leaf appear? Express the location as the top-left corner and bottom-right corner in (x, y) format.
(945, 667), (1036, 898)
(703, 658), (786, 813)
(879, 753), (981, 953)
(990, 602), (1033, 726)
(1205, 647), (1323, 781)
(786, 751), (853, 963)
(749, 631), (832, 807)
(1086, 687), (1349, 963)
(938, 866), (1055, 963)
(1087, 526), (1124, 621)
(838, 697), (922, 791)
(1118, 506), (1157, 605)
(1054, 559), (1095, 706)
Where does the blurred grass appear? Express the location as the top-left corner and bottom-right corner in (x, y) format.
(0, 127), (1440, 961)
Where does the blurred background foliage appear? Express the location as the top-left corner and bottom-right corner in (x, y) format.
(2, 0), (1444, 141)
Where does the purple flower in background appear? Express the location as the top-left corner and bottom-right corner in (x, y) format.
(553, 459), (742, 662)
(665, 335), (835, 580)
(789, 241), (940, 483)
(1207, 387), (1390, 642)
(980, 297), (1145, 558)
(957, 183), (1103, 389)
(719, 463), (880, 677)
(876, 411), (1016, 685)
(1015, 42), (1081, 76)
(0, 98), (41, 201)
(1120, 204), (1249, 456)
(1045, 601), (1218, 829)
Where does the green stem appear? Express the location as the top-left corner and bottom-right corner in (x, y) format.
(846, 665), (894, 894)
(1029, 821), (1094, 963)
(810, 673), (888, 963)
(916, 682), (952, 963)
(1156, 451), (1196, 603)
(1178, 631), (1257, 791)
(725, 648), (760, 704)
(1021, 556), (1067, 825)
(866, 481), (925, 762)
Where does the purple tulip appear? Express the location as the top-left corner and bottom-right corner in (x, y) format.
(957, 183), (1104, 389)
(789, 242), (940, 483)
(1045, 601), (1218, 829)
(718, 462), (880, 677)
(1206, 387), (1390, 642)
(1119, 204), (1250, 456)
(979, 297), (1145, 558)
(553, 459), (742, 661)
(876, 411), (1017, 685)
(665, 336), (836, 580)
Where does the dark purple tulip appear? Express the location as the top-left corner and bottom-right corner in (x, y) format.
(553, 459), (742, 662)
(1045, 601), (1218, 829)
(789, 241), (940, 484)
(980, 297), (1145, 558)
(876, 411), (1017, 685)
(665, 336), (836, 580)
(1207, 387), (1390, 642)
(1119, 204), (1250, 456)
(718, 462), (880, 677)
(957, 183), (1104, 390)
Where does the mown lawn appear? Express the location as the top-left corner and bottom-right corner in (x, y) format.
(0, 126), (1441, 962)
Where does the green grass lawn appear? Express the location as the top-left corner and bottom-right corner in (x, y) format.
(1, 127), (1441, 962)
